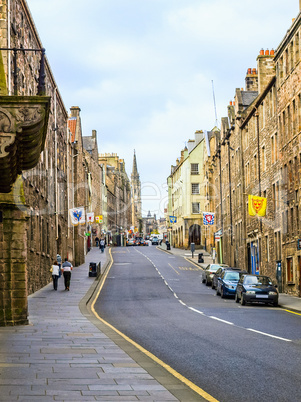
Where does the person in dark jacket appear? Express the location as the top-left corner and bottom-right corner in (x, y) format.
(61, 258), (73, 291)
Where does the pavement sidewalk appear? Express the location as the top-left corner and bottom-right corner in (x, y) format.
(0, 247), (204, 402)
(158, 244), (301, 314)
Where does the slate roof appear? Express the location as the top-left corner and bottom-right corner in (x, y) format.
(82, 136), (95, 152)
(241, 91), (258, 109)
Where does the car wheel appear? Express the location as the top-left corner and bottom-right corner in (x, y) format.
(235, 292), (239, 303)
(273, 302), (278, 307)
(202, 277), (205, 284)
(240, 293), (246, 306)
(206, 279), (210, 286)
(216, 286), (220, 296)
(211, 282), (215, 290)
(220, 287), (225, 299)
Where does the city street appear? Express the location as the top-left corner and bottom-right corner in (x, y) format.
(94, 246), (301, 402)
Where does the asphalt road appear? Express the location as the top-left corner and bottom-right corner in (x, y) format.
(94, 246), (301, 402)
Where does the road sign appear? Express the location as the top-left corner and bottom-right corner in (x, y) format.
(169, 216), (177, 223)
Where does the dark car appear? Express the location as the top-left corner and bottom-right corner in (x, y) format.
(201, 264), (228, 286)
(216, 269), (246, 298)
(151, 237), (159, 245)
(211, 265), (231, 289)
(235, 274), (278, 306)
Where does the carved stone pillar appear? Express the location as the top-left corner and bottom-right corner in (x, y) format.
(0, 96), (50, 326)
(0, 188), (28, 326)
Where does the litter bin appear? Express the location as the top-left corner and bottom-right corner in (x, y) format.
(198, 253), (204, 263)
(166, 241), (171, 251)
(89, 262), (97, 277)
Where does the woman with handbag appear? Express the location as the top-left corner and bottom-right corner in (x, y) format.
(50, 260), (60, 291)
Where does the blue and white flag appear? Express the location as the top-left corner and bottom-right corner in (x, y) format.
(203, 212), (214, 225)
(169, 216), (177, 224)
(69, 207), (85, 226)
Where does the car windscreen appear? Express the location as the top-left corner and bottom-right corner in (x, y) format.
(244, 276), (272, 285)
(224, 272), (240, 281)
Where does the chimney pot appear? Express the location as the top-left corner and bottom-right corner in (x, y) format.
(247, 68), (251, 74)
(230, 101), (233, 105)
(252, 68), (257, 74)
(260, 49), (264, 55)
(265, 49), (270, 56)
(270, 49), (275, 56)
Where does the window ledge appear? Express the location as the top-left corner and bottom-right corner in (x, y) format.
(287, 281), (295, 285)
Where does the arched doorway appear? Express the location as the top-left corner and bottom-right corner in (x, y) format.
(189, 224), (201, 245)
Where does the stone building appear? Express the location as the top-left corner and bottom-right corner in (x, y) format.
(98, 153), (132, 244)
(83, 130), (106, 248)
(167, 131), (209, 249)
(274, 11), (301, 295)
(143, 211), (158, 236)
(208, 5), (301, 296)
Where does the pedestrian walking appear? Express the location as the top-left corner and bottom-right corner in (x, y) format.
(95, 237), (99, 247)
(100, 239), (105, 253)
(50, 260), (60, 291)
(61, 258), (73, 291)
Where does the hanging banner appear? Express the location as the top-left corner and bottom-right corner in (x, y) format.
(248, 195), (267, 217)
(87, 212), (94, 223)
(95, 215), (103, 223)
(69, 207), (85, 226)
(203, 212), (215, 225)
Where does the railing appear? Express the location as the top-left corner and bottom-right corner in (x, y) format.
(0, 47), (46, 96)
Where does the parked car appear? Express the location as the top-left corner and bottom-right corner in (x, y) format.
(211, 265), (230, 289)
(216, 269), (246, 298)
(151, 237), (159, 245)
(201, 264), (227, 286)
(126, 239), (136, 246)
(235, 274), (278, 306)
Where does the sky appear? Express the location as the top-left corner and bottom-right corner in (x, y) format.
(28, 0), (299, 217)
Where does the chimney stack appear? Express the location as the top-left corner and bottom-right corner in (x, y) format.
(257, 49), (275, 93)
(245, 67), (258, 91)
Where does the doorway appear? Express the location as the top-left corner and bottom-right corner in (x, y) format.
(189, 224), (201, 245)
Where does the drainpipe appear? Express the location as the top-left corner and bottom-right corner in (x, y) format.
(7, 0), (11, 95)
(54, 88), (58, 242)
(227, 136), (233, 247)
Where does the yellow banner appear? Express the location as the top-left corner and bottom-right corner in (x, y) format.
(95, 215), (103, 223)
(248, 195), (267, 217)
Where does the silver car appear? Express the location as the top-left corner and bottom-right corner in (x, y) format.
(201, 264), (228, 286)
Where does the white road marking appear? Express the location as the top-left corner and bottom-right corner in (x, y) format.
(246, 328), (292, 342)
(209, 316), (234, 325)
(189, 307), (204, 315)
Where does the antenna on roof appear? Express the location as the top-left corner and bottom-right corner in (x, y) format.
(212, 80), (219, 128)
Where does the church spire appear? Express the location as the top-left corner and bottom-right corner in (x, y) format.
(132, 149), (139, 178)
